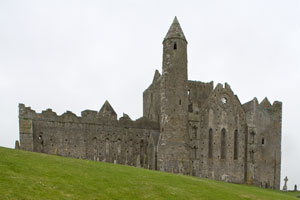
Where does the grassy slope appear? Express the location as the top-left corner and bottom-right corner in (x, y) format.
(0, 147), (299, 200)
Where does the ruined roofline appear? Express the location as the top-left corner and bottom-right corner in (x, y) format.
(143, 69), (162, 92)
(199, 81), (282, 112)
(242, 97), (282, 113)
(18, 103), (159, 130)
(188, 80), (214, 87)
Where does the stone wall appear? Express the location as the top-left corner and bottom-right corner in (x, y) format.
(19, 103), (160, 170)
(188, 83), (247, 184)
(143, 70), (161, 123)
(243, 98), (282, 189)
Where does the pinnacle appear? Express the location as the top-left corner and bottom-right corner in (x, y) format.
(260, 97), (272, 108)
(152, 70), (161, 83)
(99, 100), (117, 117)
(164, 16), (187, 42)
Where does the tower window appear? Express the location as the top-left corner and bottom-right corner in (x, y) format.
(173, 42), (177, 50)
(262, 137), (265, 145)
(179, 99), (181, 105)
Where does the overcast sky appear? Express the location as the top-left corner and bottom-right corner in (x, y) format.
(0, 0), (299, 189)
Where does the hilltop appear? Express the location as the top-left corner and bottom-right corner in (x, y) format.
(0, 147), (298, 200)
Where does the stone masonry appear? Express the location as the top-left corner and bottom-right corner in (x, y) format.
(18, 17), (282, 189)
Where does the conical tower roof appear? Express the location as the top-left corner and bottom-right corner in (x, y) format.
(164, 16), (187, 42)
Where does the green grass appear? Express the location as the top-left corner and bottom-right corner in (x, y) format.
(0, 147), (299, 200)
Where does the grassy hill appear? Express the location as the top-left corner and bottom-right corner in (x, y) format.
(0, 147), (299, 200)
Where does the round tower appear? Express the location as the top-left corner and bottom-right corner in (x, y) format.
(158, 17), (190, 174)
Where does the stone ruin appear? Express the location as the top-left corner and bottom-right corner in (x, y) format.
(17, 17), (282, 189)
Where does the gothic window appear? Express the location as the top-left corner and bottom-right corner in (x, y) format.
(234, 130), (238, 160)
(208, 128), (213, 158)
(221, 128), (226, 159)
(174, 42), (177, 50)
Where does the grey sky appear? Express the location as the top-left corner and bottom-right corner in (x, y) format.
(0, 0), (299, 189)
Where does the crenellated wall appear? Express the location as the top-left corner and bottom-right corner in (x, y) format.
(19, 103), (160, 170)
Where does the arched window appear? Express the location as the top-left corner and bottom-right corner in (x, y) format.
(221, 128), (226, 159)
(234, 130), (238, 160)
(208, 128), (213, 158)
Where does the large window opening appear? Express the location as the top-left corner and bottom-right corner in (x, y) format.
(234, 130), (238, 160)
(221, 128), (226, 159)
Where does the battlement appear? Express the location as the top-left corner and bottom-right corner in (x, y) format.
(242, 97), (282, 114)
(19, 103), (159, 130)
(188, 80), (214, 89)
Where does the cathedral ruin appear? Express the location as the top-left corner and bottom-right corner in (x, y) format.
(17, 17), (282, 189)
